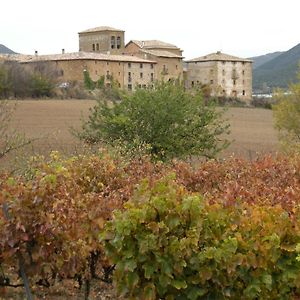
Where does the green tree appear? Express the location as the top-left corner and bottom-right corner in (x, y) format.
(79, 81), (230, 160)
(273, 70), (300, 152)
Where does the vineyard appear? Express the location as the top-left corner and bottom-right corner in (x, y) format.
(1, 151), (300, 299)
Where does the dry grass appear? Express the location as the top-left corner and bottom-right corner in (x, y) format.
(222, 107), (279, 159)
(0, 100), (279, 170)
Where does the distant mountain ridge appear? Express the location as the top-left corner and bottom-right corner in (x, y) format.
(252, 43), (300, 91)
(250, 52), (283, 70)
(0, 44), (16, 54)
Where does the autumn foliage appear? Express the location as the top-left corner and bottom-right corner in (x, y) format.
(1, 152), (300, 298)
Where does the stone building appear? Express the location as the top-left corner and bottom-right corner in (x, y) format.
(185, 51), (252, 101)
(19, 51), (156, 90)
(78, 26), (125, 55)
(125, 40), (184, 82)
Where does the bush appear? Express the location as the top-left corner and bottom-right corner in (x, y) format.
(79, 81), (230, 161)
(103, 175), (300, 299)
(273, 73), (300, 152)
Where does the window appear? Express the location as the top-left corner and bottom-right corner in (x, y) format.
(118, 72), (120, 76)
(94, 60), (97, 64)
(128, 62), (131, 68)
(222, 69), (225, 76)
(210, 80), (214, 84)
(151, 64), (154, 69)
(119, 62), (121, 66)
(142, 84), (147, 89)
(128, 84), (132, 90)
(162, 65), (168, 74)
(96, 43), (99, 51)
(107, 62), (109, 66)
(106, 71), (110, 79)
(138, 84), (142, 88)
(128, 72), (132, 82)
(233, 79), (236, 85)
(140, 63), (143, 68)
(117, 36), (121, 49)
(242, 90), (246, 96)
(242, 70), (245, 75)
(111, 36), (115, 49)
(222, 61), (225, 65)
(232, 61), (236, 65)
(140, 72), (143, 79)
(176, 65), (178, 70)
(151, 73), (154, 82)
(92, 44), (95, 51)
(191, 81), (194, 88)
(60, 69), (64, 76)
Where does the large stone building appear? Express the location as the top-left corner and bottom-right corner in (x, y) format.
(185, 51), (252, 101)
(1, 26), (253, 100)
(19, 51), (156, 90)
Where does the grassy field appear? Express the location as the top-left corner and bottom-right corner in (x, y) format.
(1, 100), (279, 170)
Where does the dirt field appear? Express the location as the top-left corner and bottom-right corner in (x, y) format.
(1, 100), (279, 170)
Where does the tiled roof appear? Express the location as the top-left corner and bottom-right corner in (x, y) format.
(17, 52), (156, 64)
(129, 40), (179, 50)
(186, 52), (252, 63)
(79, 26), (124, 34)
(141, 49), (183, 58)
(0, 54), (32, 61)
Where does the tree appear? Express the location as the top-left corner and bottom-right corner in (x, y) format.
(273, 70), (300, 152)
(79, 81), (230, 160)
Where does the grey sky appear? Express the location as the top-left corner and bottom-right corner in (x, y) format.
(1, 0), (299, 59)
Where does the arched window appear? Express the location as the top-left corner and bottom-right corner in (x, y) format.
(111, 36), (115, 49)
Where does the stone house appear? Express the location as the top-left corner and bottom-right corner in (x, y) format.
(185, 51), (252, 101)
(125, 40), (184, 82)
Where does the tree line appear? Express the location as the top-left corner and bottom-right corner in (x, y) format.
(0, 61), (56, 98)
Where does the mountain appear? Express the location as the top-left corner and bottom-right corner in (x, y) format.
(250, 51), (283, 70)
(0, 44), (16, 54)
(253, 43), (300, 91)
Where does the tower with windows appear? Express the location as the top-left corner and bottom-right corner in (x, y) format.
(78, 26), (125, 54)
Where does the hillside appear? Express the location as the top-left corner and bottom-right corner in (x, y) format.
(253, 43), (300, 91)
(0, 44), (16, 54)
(250, 51), (283, 70)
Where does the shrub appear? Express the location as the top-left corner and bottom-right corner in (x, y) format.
(103, 175), (300, 299)
(79, 81), (230, 161)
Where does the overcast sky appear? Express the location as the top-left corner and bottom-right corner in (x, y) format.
(1, 0), (299, 59)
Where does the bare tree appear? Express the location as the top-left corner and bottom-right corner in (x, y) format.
(0, 100), (33, 160)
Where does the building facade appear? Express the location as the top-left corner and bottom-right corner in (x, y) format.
(185, 52), (252, 101)
(19, 52), (156, 90)
(125, 40), (184, 82)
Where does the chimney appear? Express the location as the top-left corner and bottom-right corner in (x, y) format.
(62, 49), (65, 54)
(35, 50), (38, 56)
